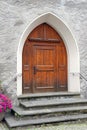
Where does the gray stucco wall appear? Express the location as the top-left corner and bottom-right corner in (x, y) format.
(0, 0), (87, 101)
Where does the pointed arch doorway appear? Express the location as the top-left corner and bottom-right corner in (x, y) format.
(17, 13), (80, 96)
(22, 23), (67, 93)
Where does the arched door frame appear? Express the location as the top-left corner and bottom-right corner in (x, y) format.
(17, 12), (80, 96)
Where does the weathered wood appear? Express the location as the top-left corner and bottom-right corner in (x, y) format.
(22, 23), (67, 93)
(28, 38), (61, 43)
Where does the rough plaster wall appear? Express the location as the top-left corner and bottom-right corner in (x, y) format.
(0, 0), (87, 101)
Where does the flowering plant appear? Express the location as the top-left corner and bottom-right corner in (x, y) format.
(0, 94), (12, 113)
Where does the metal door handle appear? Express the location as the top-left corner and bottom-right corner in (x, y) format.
(33, 66), (37, 74)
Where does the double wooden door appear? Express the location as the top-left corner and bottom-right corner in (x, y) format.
(22, 23), (67, 93)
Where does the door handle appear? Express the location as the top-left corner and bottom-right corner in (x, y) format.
(33, 66), (37, 74)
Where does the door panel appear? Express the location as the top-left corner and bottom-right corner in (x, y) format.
(22, 42), (32, 93)
(33, 44), (57, 92)
(58, 45), (67, 91)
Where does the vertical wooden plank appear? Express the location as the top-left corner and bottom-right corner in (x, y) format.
(22, 41), (32, 93)
(58, 43), (67, 91)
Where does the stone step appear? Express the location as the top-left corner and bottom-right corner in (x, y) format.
(18, 92), (80, 100)
(12, 105), (87, 116)
(20, 98), (87, 108)
(5, 113), (87, 128)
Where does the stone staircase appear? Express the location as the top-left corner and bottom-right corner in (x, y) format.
(5, 92), (87, 128)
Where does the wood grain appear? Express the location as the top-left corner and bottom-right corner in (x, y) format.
(22, 23), (67, 93)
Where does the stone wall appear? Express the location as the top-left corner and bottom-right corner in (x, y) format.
(0, 0), (87, 101)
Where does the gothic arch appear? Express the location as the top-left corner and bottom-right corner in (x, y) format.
(17, 12), (80, 96)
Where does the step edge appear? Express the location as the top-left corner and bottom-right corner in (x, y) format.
(5, 113), (87, 128)
(18, 92), (80, 99)
(12, 106), (87, 116)
(20, 99), (87, 108)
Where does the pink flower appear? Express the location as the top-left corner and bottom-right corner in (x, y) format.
(0, 94), (12, 113)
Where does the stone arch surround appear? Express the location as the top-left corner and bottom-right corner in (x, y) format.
(17, 12), (80, 96)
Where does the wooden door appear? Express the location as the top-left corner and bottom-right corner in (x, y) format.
(22, 23), (67, 93)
